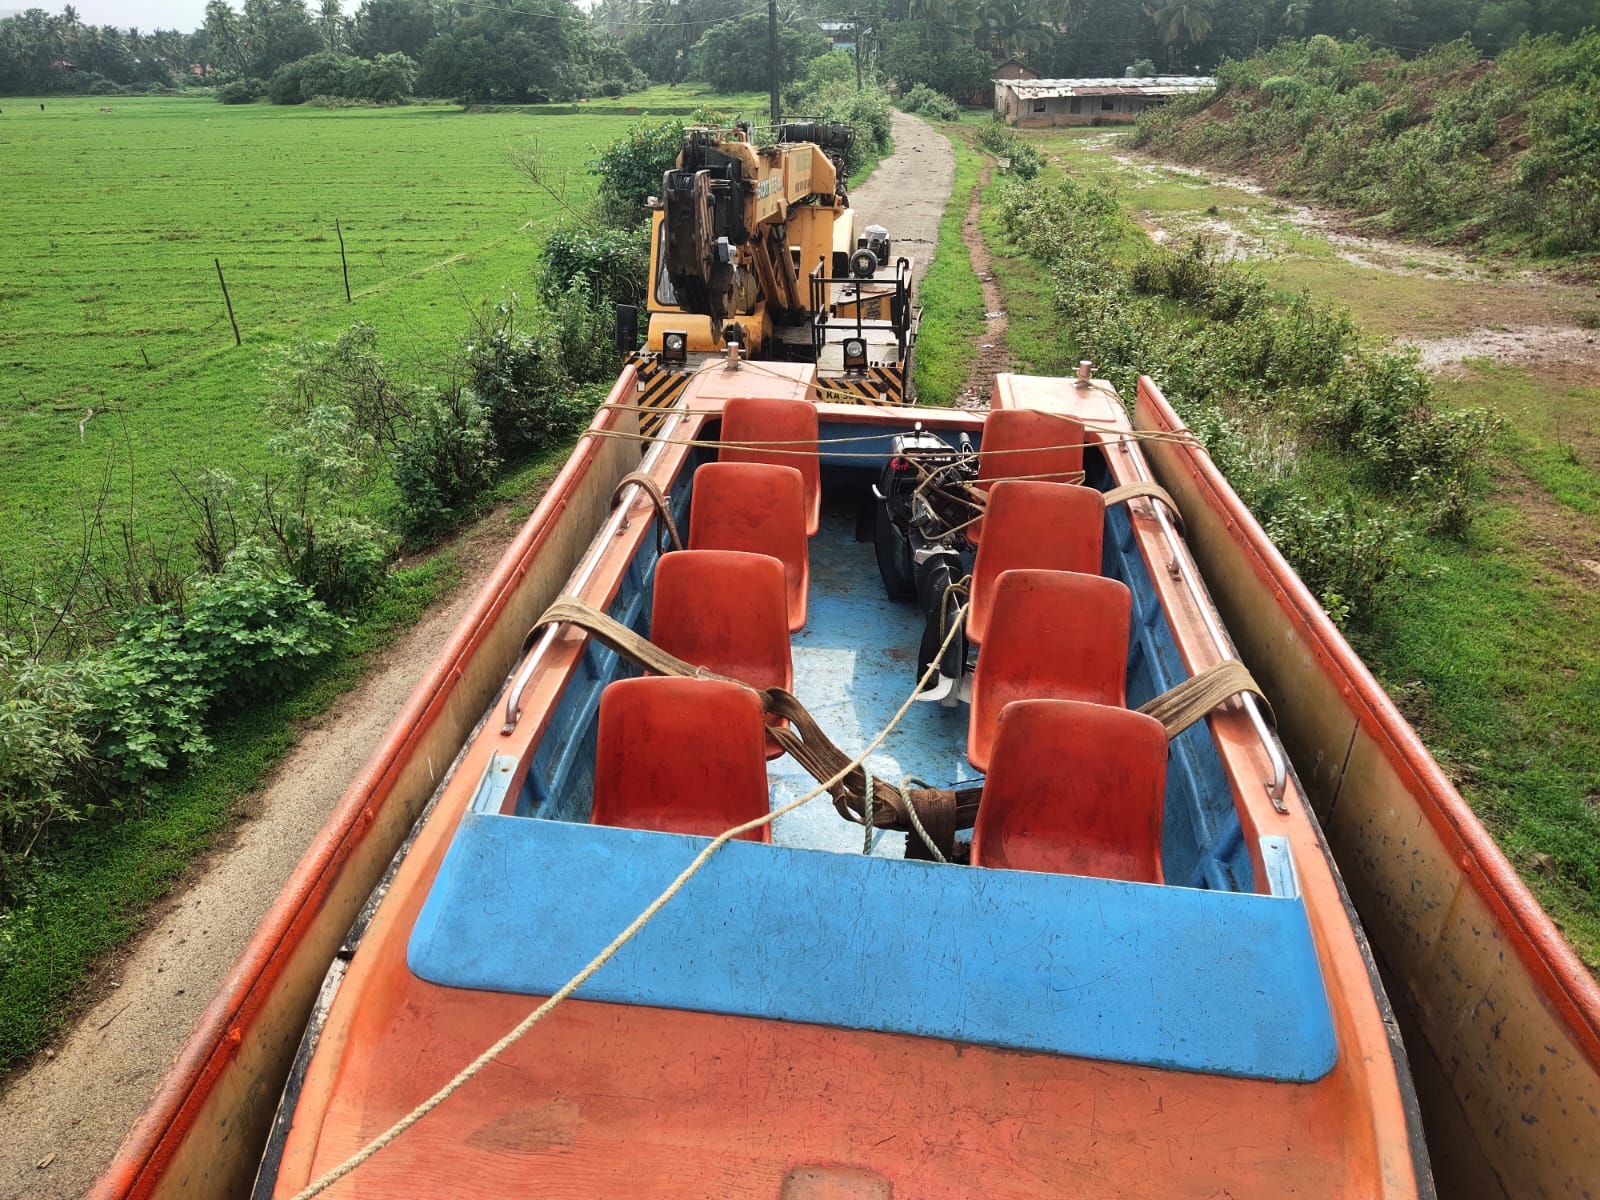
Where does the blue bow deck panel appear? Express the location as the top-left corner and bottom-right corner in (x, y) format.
(409, 814), (1338, 1083)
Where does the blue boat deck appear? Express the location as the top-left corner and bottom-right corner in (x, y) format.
(770, 506), (981, 857)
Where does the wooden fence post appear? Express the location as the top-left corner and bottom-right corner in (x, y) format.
(215, 258), (240, 346)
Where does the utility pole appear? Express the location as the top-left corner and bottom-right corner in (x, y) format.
(854, 15), (863, 91)
(768, 0), (781, 124)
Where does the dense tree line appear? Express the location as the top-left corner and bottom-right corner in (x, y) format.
(3, 0), (1594, 104)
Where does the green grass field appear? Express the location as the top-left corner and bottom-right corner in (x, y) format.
(0, 95), (646, 576)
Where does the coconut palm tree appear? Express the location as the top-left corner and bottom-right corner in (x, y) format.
(320, 0), (345, 51)
(979, 0), (1053, 60)
(1144, 0), (1214, 60)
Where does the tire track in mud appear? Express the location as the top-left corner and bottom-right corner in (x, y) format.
(958, 155), (1011, 409)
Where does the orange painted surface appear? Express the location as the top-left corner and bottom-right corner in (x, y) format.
(965, 480), (1104, 644)
(973, 698), (1168, 882)
(967, 569), (1132, 770)
(593, 677), (772, 841)
(688, 462), (810, 631)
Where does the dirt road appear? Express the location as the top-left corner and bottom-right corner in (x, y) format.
(0, 112), (959, 1200)
(850, 109), (953, 291)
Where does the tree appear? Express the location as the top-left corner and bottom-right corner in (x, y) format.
(319, 0), (345, 52)
(978, 0), (1054, 59)
(346, 50), (416, 101)
(417, 0), (592, 103)
(689, 11), (828, 93)
(1144, 0), (1217, 60)
(205, 0), (252, 75)
(350, 0), (437, 60)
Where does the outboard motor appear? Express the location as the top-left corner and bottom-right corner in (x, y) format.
(872, 427), (977, 706)
(863, 224), (891, 266)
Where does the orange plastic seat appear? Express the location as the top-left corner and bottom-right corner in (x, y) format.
(688, 462), (809, 632)
(967, 569), (1132, 772)
(719, 395), (822, 536)
(592, 676), (772, 842)
(651, 549), (793, 758)
(971, 698), (1167, 881)
(966, 480), (1105, 646)
(970, 409), (1085, 544)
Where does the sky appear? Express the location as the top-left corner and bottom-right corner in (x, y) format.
(2, 2), (356, 34)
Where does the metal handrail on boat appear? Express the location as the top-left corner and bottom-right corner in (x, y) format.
(1113, 408), (1290, 812)
(501, 400), (692, 734)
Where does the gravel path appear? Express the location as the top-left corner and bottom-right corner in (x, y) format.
(0, 111), (960, 1200)
(850, 110), (954, 292)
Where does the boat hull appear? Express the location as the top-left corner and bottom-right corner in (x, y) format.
(1132, 375), (1600, 1200)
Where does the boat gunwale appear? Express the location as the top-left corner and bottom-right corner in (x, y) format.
(1132, 372), (1600, 1070)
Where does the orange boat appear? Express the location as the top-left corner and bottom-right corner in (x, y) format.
(95, 363), (1463, 1197)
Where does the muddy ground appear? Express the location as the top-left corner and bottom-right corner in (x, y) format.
(0, 112), (955, 1200)
(1087, 135), (1600, 384)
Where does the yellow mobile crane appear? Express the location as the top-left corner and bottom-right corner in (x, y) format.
(626, 123), (919, 421)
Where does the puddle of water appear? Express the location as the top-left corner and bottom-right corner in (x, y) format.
(1404, 326), (1600, 374)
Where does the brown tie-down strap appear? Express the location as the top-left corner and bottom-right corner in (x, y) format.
(951, 479), (1182, 539)
(529, 598), (960, 855)
(611, 471), (683, 551)
(1102, 480), (1185, 533)
(532, 598), (1273, 862)
(1137, 658), (1274, 739)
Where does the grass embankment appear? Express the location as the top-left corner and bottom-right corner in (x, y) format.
(912, 134), (985, 404)
(471, 84), (768, 116)
(991, 127), (1600, 968)
(1133, 33), (1600, 263)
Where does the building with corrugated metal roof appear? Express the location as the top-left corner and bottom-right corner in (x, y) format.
(994, 76), (1214, 126)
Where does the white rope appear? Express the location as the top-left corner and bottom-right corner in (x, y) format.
(289, 605), (969, 1199)
(900, 777), (950, 864)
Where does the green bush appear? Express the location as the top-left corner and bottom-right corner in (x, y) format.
(467, 302), (575, 460)
(977, 119), (1042, 179)
(541, 225), (650, 309)
(900, 84), (961, 121)
(589, 116), (685, 229)
(191, 396), (396, 613)
(177, 557), (345, 706)
(550, 282), (620, 386)
(390, 388), (500, 539)
(1263, 497), (1409, 626)
(215, 76), (265, 104)
(0, 641), (96, 902)
(81, 557), (343, 800)
(795, 80), (891, 176)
